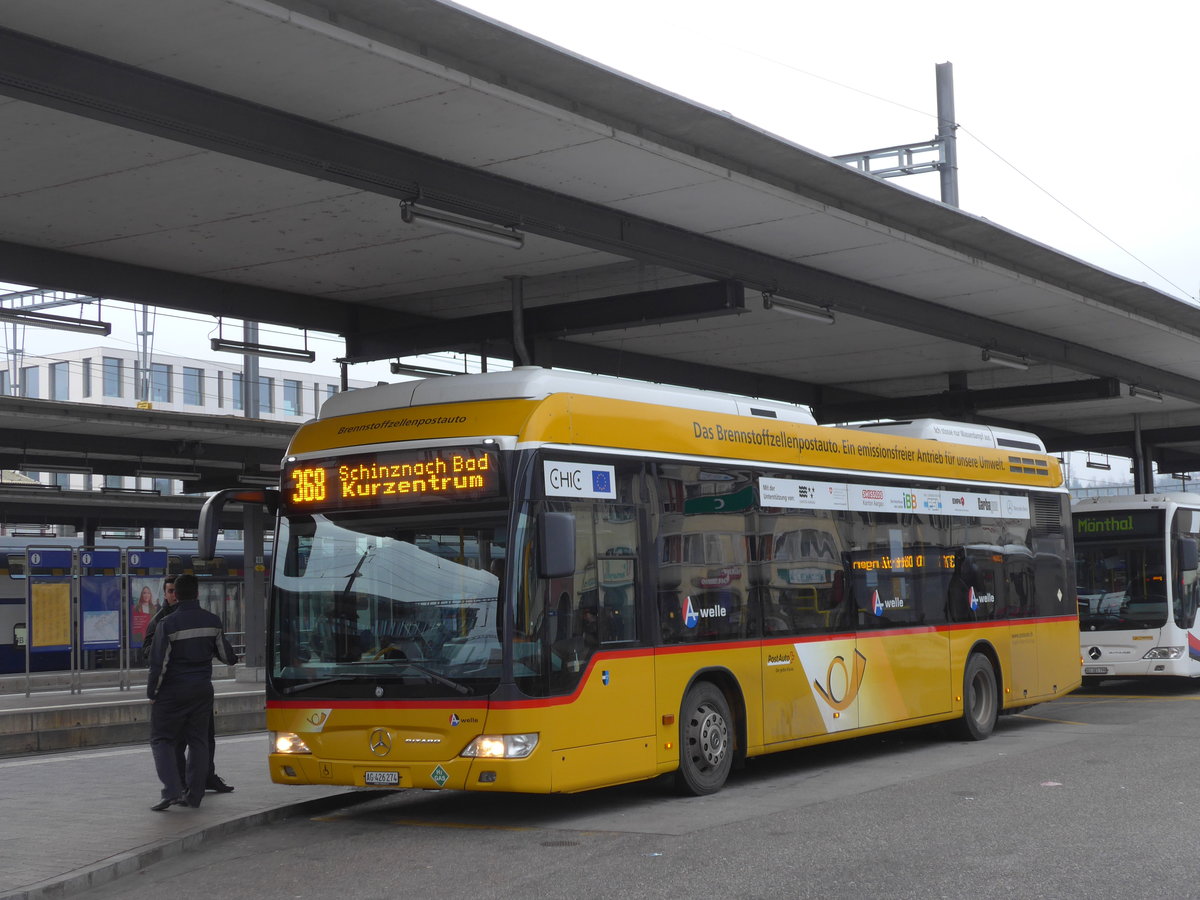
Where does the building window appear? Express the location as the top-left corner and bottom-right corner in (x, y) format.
(150, 363), (172, 403)
(49, 362), (69, 401)
(283, 379), (302, 416)
(103, 357), (123, 398)
(154, 477), (172, 496)
(259, 376), (274, 413)
(19, 366), (39, 398)
(82, 358), (92, 397)
(0, 371), (8, 395)
(104, 474), (123, 489)
(183, 367), (204, 406)
(53, 472), (70, 490)
(231, 372), (243, 411)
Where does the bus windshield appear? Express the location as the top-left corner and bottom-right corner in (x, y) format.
(1076, 538), (1167, 630)
(269, 510), (508, 698)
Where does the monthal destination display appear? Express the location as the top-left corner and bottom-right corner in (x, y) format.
(284, 447), (501, 512)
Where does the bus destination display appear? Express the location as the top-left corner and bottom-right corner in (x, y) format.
(283, 447), (501, 513)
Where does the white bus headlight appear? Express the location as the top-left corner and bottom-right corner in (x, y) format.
(460, 733), (539, 759)
(272, 731), (312, 754)
(1143, 646), (1185, 660)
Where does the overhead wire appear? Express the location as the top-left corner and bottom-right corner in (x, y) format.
(664, 40), (1198, 304)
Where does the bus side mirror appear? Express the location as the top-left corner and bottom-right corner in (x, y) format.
(198, 488), (280, 559)
(1179, 538), (1199, 573)
(538, 512), (576, 579)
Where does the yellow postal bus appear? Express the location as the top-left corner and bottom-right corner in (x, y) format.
(207, 369), (1080, 795)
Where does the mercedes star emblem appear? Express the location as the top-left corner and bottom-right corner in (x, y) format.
(369, 728), (392, 756)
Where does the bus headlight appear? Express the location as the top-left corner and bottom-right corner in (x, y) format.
(460, 733), (539, 759)
(1143, 646), (1185, 660)
(272, 732), (312, 754)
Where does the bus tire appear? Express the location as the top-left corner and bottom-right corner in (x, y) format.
(676, 681), (733, 795)
(952, 652), (998, 741)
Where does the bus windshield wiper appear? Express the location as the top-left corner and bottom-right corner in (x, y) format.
(341, 547), (373, 599)
(399, 660), (471, 695)
(282, 675), (360, 695)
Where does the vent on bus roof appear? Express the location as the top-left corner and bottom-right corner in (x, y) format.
(999, 437), (1044, 452)
(749, 408), (778, 418)
(1031, 495), (1062, 531)
(1008, 456), (1050, 477)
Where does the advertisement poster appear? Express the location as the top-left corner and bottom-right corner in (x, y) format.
(29, 580), (71, 651)
(81, 575), (122, 650)
(129, 576), (164, 648)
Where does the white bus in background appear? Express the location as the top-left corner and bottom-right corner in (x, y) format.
(1074, 493), (1200, 683)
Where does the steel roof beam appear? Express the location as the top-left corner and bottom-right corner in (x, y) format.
(814, 378), (1122, 424)
(344, 280), (745, 362)
(0, 239), (368, 334)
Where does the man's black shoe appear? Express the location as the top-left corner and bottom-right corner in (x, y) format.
(151, 796), (184, 811)
(206, 776), (235, 793)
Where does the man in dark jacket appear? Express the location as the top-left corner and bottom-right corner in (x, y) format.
(147, 573), (236, 810)
(144, 575), (236, 795)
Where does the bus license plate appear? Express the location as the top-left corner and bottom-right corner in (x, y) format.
(364, 771), (400, 786)
(1084, 666), (1109, 675)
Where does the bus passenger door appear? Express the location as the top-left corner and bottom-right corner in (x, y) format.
(761, 574), (861, 743)
(1001, 550), (1040, 702)
(539, 499), (656, 792)
(851, 548), (951, 730)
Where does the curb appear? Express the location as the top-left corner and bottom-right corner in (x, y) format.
(0, 790), (390, 900)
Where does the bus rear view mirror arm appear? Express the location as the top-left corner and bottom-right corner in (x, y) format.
(198, 488), (280, 560)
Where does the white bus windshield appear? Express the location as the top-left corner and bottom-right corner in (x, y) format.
(1076, 539), (1168, 630)
(270, 511), (509, 697)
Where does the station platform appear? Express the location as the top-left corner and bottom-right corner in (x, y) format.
(0, 673), (383, 900)
(0, 668), (264, 756)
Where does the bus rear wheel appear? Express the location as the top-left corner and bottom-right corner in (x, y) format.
(952, 653), (998, 741)
(676, 682), (733, 795)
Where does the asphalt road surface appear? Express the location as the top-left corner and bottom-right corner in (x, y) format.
(81, 680), (1200, 900)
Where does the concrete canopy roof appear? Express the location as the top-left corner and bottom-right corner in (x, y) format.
(2, 0), (1200, 487)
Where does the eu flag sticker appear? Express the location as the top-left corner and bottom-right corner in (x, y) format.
(544, 462), (617, 498)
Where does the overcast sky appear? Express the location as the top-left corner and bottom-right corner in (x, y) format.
(8, 0), (1198, 392)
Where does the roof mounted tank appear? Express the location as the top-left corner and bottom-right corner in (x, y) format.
(852, 418), (1045, 452)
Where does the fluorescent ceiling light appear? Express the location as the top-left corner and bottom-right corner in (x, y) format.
(762, 294), (835, 325)
(389, 361), (460, 378)
(400, 201), (525, 249)
(210, 337), (316, 363)
(36, 465), (93, 476)
(981, 348), (1030, 371)
(1128, 384), (1164, 402)
(0, 308), (111, 335)
(136, 469), (202, 482)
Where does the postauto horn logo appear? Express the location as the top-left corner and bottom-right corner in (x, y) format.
(813, 649), (868, 712)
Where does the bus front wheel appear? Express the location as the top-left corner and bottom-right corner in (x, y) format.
(952, 653), (998, 741)
(676, 681), (733, 795)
